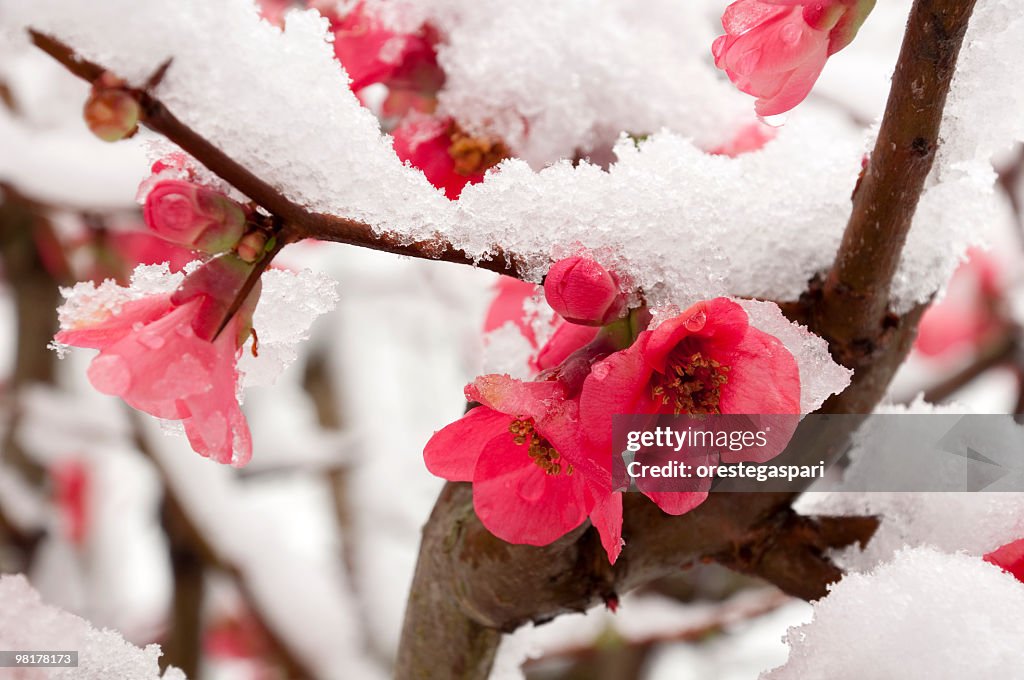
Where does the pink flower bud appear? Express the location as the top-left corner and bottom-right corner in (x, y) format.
(144, 180), (246, 253)
(83, 88), (140, 142)
(544, 257), (624, 326)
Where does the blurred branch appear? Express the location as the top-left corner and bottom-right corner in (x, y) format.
(0, 185), (63, 490)
(129, 415), (316, 679)
(27, 31), (525, 279)
(523, 588), (791, 679)
(918, 331), (1018, 404)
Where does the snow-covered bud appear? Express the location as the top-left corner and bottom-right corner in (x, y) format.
(144, 180), (247, 254)
(544, 257), (625, 326)
(83, 88), (140, 142)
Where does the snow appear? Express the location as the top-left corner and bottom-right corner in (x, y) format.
(763, 548), (1024, 679)
(799, 400), (1024, 572)
(0, 574), (183, 679)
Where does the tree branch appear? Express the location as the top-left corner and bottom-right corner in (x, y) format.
(27, 31), (524, 279)
(813, 0), (978, 354)
(398, 0), (978, 677)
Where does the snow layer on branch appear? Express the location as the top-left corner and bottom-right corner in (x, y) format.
(763, 548), (1024, 679)
(7, 0), (1015, 315)
(374, 0), (754, 166)
(0, 575), (184, 680)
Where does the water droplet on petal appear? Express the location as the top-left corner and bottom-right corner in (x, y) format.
(684, 310), (707, 332)
(591, 362), (611, 380)
(781, 23), (802, 46)
(516, 469), (546, 502)
(88, 354), (132, 395)
(137, 332), (166, 350)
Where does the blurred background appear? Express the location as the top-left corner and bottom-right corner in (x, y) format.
(3, 2), (1024, 679)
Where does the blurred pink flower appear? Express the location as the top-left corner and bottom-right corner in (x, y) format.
(52, 459), (90, 547)
(915, 249), (1004, 358)
(322, 0), (443, 95)
(709, 121), (778, 156)
(392, 114), (508, 199)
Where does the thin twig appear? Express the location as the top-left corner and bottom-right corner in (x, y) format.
(27, 30), (524, 279)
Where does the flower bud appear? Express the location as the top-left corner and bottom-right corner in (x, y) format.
(172, 253), (261, 345)
(144, 180), (247, 253)
(543, 257), (624, 326)
(83, 88), (140, 142)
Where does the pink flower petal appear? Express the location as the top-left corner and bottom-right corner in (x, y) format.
(472, 430), (589, 546)
(424, 407), (512, 481)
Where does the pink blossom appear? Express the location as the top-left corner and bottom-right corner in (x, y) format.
(424, 377), (597, 546)
(712, 0), (874, 116)
(544, 257), (625, 326)
(55, 258), (259, 466)
(143, 180), (247, 254)
(323, 0), (443, 95)
(580, 298), (800, 515)
(392, 114), (508, 199)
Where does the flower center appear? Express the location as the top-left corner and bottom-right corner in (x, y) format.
(448, 124), (509, 177)
(650, 350), (730, 414)
(508, 418), (573, 476)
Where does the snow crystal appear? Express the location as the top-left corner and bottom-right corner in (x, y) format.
(481, 322), (534, 379)
(739, 300), (851, 414)
(763, 548), (1024, 679)
(237, 267), (339, 386)
(0, 574), (182, 680)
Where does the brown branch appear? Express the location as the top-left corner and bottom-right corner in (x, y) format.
(813, 0), (978, 355)
(27, 31), (524, 279)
